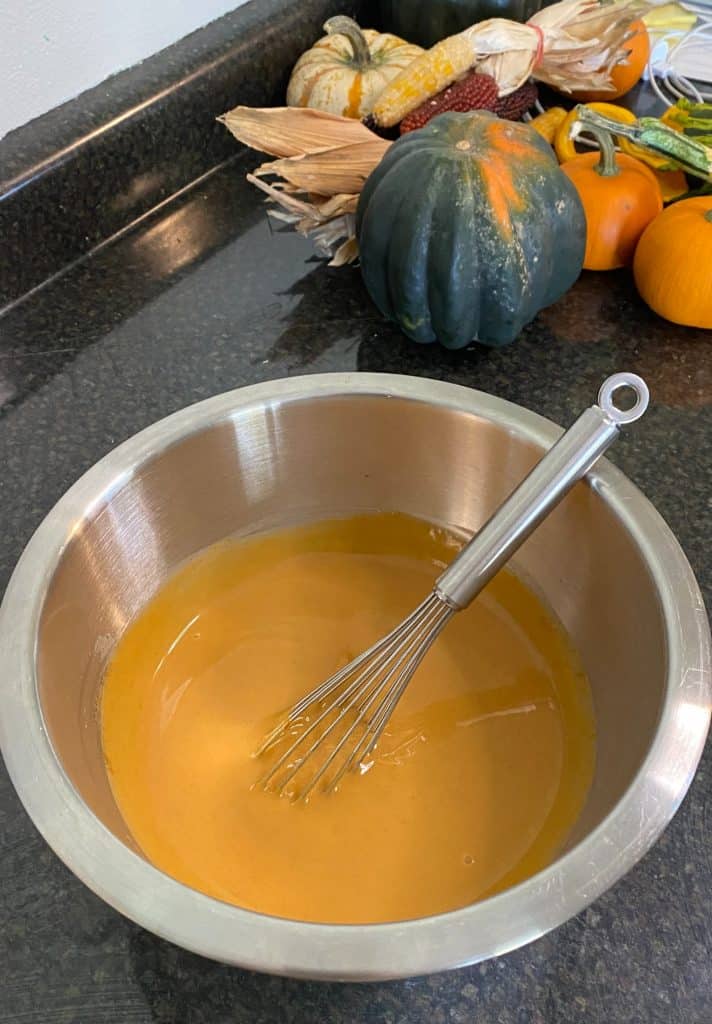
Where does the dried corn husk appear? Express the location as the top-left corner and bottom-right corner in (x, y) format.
(219, 106), (391, 263)
(217, 105), (379, 157)
(252, 140), (390, 196)
(248, 175), (360, 265)
(372, 0), (654, 126)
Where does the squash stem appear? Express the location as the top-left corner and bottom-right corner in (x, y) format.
(706, 210), (712, 223)
(571, 115), (618, 177)
(574, 104), (712, 183)
(324, 16), (372, 69)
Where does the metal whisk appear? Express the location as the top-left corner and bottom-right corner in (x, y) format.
(256, 373), (649, 800)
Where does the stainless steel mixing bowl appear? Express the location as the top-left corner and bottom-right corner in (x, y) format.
(1, 373), (709, 981)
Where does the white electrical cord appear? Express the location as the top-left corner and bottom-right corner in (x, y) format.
(646, 7), (712, 106)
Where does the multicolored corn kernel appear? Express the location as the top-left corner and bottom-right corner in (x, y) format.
(399, 71), (500, 134)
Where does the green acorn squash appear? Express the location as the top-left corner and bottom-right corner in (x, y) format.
(378, 0), (549, 48)
(356, 111), (586, 349)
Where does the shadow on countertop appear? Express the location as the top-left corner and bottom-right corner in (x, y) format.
(268, 257), (712, 412)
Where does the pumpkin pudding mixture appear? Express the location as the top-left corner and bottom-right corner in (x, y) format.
(102, 512), (595, 924)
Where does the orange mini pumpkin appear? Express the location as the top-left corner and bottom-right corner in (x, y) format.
(560, 123), (662, 270)
(572, 20), (650, 103)
(634, 197), (712, 329)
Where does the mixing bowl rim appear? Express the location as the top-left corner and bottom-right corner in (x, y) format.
(1, 372), (709, 981)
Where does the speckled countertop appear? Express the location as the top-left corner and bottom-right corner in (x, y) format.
(1, 148), (711, 1023)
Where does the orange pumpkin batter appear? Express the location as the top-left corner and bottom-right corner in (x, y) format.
(101, 512), (595, 924)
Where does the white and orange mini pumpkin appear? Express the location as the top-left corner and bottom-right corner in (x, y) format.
(287, 16), (423, 120)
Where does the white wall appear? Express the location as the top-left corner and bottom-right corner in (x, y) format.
(0, 0), (250, 139)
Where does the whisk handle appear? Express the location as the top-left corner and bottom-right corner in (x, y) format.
(436, 373), (649, 611)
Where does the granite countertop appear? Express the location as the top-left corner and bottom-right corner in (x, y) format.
(1, 150), (711, 1023)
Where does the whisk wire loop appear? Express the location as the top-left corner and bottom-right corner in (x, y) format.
(257, 593), (452, 798)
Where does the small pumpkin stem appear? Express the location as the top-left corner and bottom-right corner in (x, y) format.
(570, 111), (619, 177)
(324, 16), (371, 69)
(591, 125), (619, 177)
(706, 209), (712, 223)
